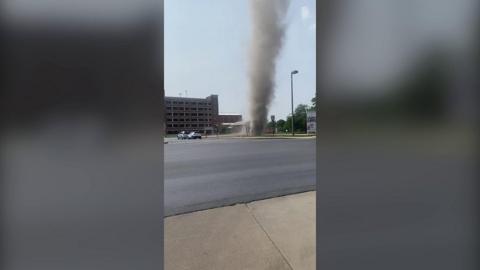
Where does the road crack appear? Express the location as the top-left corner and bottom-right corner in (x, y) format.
(245, 204), (294, 270)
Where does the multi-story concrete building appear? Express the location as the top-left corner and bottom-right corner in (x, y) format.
(165, 94), (243, 134)
(164, 95), (216, 134)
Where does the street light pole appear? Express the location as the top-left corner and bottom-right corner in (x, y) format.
(305, 107), (308, 134)
(290, 70), (298, 136)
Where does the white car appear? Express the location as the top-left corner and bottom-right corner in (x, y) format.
(177, 131), (188, 140)
(187, 131), (202, 139)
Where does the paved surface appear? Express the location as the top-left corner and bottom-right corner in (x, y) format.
(164, 138), (315, 216)
(247, 192), (316, 270)
(165, 191), (315, 270)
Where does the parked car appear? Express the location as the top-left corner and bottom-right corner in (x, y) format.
(177, 131), (188, 140)
(187, 131), (202, 139)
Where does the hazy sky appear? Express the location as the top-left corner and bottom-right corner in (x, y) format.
(165, 0), (316, 120)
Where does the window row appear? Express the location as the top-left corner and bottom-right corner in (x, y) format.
(167, 107), (212, 111)
(168, 124), (211, 128)
(166, 101), (211, 106)
(169, 113), (212, 116)
(167, 119), (210, 122)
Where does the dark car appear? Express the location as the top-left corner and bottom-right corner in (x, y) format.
(187, 131), (202, 139)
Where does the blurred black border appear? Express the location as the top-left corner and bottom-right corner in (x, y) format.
(315, 1), (479, 269)
(1, 0), (165, 269)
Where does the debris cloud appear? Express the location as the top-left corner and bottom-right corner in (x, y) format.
(248, 0), (290, 135)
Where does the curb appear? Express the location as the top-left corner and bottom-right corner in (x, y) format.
(231, 136), (315, 140)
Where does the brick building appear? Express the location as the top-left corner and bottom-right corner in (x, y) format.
(165, 94), (242, 135)
(217, 114), (243, 124)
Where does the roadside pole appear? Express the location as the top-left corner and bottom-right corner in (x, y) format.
(305, 108), (308, 134)
(290, 70), (299, 136)
(271, 115), (275, 136)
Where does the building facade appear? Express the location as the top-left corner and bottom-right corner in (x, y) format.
(165, 95), (219, 134)
(217, 114), (243, 124)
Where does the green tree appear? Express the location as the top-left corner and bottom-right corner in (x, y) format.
(295, 104), (309, 133)
(285, 116), (292, 133)
(284, 104), (309, 133)
(311, 95), (316, 110)
(276, 119), (286, 132)
(266, 120), (275, 133)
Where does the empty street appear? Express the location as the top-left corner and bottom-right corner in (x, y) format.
(164, 138), (315, 216)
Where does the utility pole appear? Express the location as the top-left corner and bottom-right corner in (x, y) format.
(271, 115), (275, 136)
(305, 107), (309, 134)
(290, 70), (299, 136)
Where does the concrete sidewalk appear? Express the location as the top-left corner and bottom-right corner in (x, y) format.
(165, 191), (315, 270)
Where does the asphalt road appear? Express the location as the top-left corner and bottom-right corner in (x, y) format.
(164, 138), (315, 216)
